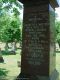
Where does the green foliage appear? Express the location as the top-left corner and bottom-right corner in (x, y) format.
(0, 0), (23, 43)
(55, 21), (60, 45)
(13, 7), (20, 16)
(0, 14), (22, 42)
(0, 68), (8, 76)
(2, 0), (23, 9)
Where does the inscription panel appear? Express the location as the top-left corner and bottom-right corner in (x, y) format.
(22, 5), (50, 75)
(23, 8), (49, 65)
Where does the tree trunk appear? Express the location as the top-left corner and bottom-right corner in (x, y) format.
(12, 42), (16, 51)
(5, 42), (9, 52)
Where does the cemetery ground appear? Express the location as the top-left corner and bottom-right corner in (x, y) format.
(0, 49), (21, 80)
(56, 53), (60, 79)
(0, 49), (60, 80)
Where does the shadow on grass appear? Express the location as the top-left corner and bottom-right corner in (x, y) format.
(0, 68), (9, 76)
(1, 50), (16, 55)
(56, 51), (60, 53)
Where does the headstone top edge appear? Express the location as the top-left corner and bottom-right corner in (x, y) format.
(18, 0), (59, 8)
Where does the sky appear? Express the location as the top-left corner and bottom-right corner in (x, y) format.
(55, 7), (60, 20)
(55, 0), (60, 20)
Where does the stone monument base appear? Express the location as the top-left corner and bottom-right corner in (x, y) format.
(16, 69), (59, 80)
(36, 69), (59, 80)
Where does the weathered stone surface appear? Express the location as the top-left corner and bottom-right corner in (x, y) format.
(16, 0), (59, 80)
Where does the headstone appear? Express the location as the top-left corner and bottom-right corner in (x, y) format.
(17, 0), (59, 80)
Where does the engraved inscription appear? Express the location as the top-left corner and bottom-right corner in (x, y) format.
(23, 10), (49, 65)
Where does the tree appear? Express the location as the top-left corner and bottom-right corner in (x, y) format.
(0, 0), (23, 51)
(55, 21), (60, 47)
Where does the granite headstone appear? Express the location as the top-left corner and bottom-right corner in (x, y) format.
(17, 0), (59, 80)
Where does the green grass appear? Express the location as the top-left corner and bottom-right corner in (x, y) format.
(0, 49), (21, 80)
(56, 53), (60, 79)
(0, 51), (60, 80)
